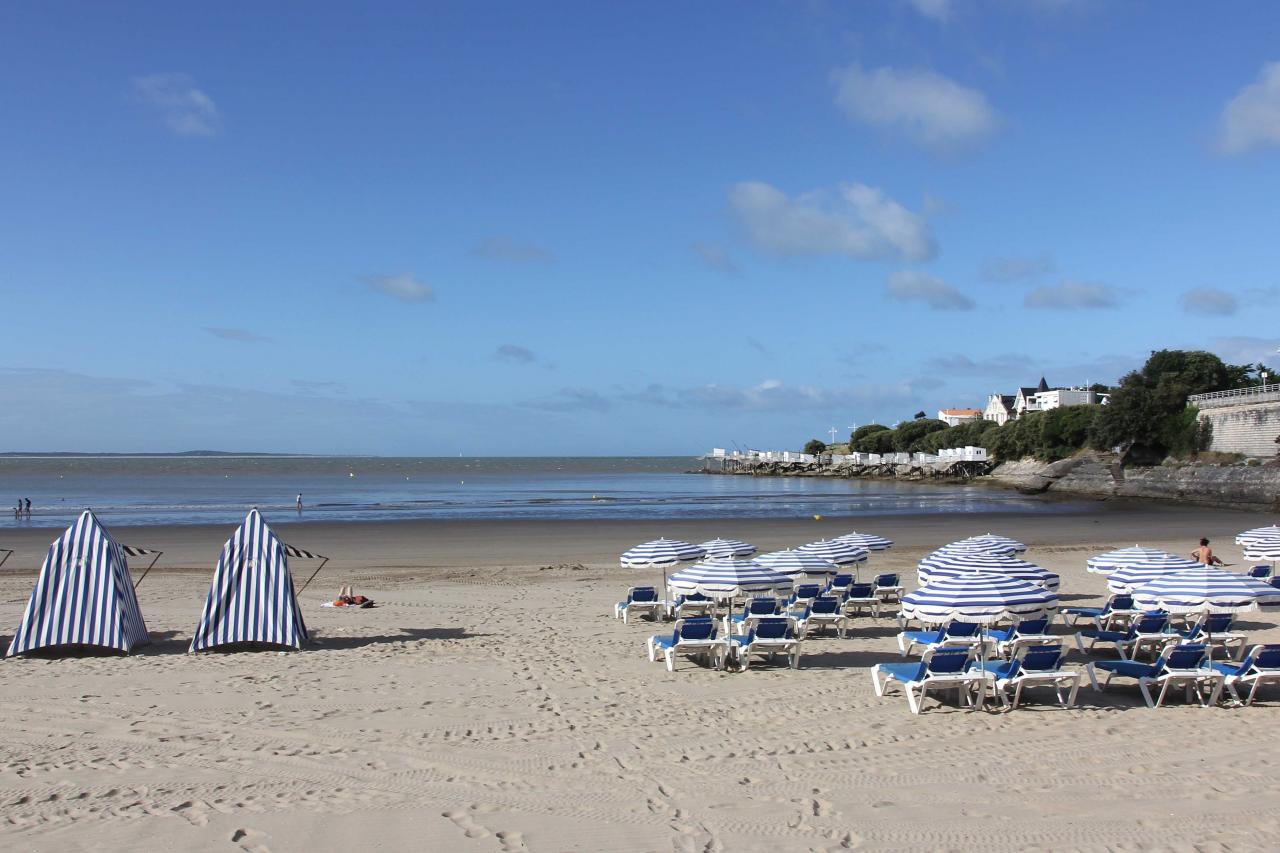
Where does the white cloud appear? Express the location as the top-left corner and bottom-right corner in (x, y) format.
(360, 273), (434, 302)
(205, 327), (270, 343)
(1024, 280), (1120, 310)
(495, 344), (538, 365)
(132, 73), (220, 136)
(886, 270), (975, 311)
(980, 253), (1054, 283)
(728, 181), (936, 262)
(470, 236), (554, 264)
(1210, 336), (1280, 366)
(906, 0), (952, 22)
(832, 64), (1000, 150)
(1217, 61), (1280, 155)
(692, 242), (739, 273)
(1180, 287), (1238, 317)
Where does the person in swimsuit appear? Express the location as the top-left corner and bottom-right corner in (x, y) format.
(1191, 537), (1224, 566)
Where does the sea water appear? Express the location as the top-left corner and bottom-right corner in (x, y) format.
(0, 455), (1088, 528)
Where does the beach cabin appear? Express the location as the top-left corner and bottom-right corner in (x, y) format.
(7, 510), (150, 657)
(189, 509), (308, 652)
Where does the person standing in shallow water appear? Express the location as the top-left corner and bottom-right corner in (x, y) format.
(296, 493), (303, 513)
(1191, 537), (1224, 566)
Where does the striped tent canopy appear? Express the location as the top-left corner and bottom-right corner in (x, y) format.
(900, 573), (1058, 626)
(1106, 556), (1205, 593)
(189, 509), (308, 652)
(1236, 525), (1280, 546)
(7, 509), (149, 657)
(755, 549), (839, 578)
(918, 550), (1060, 591)
(620, 538), (705, 568)
(1132, 568), (1280, 615)
(797, 539), (869, 566)
(120, 545), (158, 557)
(667, 559), (792, 598)
(954, 534), (1027, 554)
(1086, 546), (1177, 575)
(835, 532), (894, 551)
(697, 538), (757, 559)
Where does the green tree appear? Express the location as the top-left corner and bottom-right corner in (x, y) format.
(852, 427), (896, 454)
(849, 424), (888, 446)
(891, 418), (948, 452)
(1039, 404), (1102, 460)
(803, 439), (827, 455)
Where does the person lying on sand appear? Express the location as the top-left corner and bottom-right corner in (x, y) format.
(1191, 537), (1225, 566)
(333, 585), (373, 607)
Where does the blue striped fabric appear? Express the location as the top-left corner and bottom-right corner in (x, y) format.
(189, 509), (308, 652)
(1085, 545), (1176, 574)
(900, 573), (1058, 625)
(1244, 539), (1280, 561)
(755, 549), (839, 577)
(1132, 567), (1280, 614)
(918, 550), (1060, 590)
(620, 538), (705, 568)
(1237, 525), (1280, 546)
(697, 538), (757, 559)
(797, 539), (869, 566)
(953, 534), (1027, 554)
(667, 559), (793, 597)
(7, 509), (149, 656)
(835, 532), (894, 551)
(1106, 556), (1205, 593)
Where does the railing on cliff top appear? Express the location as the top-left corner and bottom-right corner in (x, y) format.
(1188, 382), (1280, 404)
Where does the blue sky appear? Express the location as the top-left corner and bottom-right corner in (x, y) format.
(2, 1), (1279, 455)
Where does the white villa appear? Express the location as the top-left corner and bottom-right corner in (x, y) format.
(985, 378), (1108, 424)
(937, 407), (983, 427)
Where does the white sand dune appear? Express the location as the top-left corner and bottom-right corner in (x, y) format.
(2, 507), (1279, 851)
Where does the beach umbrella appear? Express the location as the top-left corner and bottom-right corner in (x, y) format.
(1236, 524), (1280, 546)
(667, 558), (793, 601)
(835, 532), (894, 551)
(936, 539), (1020, 558)
(900, 573), (1059, 626)
(1243, 537), (1280, 562)
(621, 538), (706, 593)
(955, 534), (1027, 554)
(755, 549), (839, 580)
(1131, 567), (1280, 615)
(918, 550), (1060, 591)
(1086, 546), (1176, 575)
(698, 537), (757, 559)
(1107, 556), (1205, 593)
(797, 539), (869, 568)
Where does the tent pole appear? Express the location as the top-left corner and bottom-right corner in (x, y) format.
(0, 548), (13, 570)
(297, 556), (330, 595)
(132, 551), (163, 590)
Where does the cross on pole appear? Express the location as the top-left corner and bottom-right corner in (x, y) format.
(828, 426), (839, 443)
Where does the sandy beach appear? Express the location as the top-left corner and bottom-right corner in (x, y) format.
(4, 502), (1280, 851)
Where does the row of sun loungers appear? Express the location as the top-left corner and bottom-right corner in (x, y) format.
(614, 575), (906, 624)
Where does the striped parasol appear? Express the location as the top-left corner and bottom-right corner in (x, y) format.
(620, 538), (706, 594)
(900, 573), (1059, 625)
(1244, 537), (1280, 562)
(1086, 545), (1176, 575)
(1236, 525), (1280, 546)
(835, 532), (894, 551)
(954, 534), (1027, 554)
(667, 559), (793, 599)
(755, 549), (839, 579)
(1107, 556), (1205, 593)
(1131, 567), (1280, 615)
(936, 540), (1019, 558)
(698, 538), (757, 559)
(797, 539), (869, 567)
(918, 549), (1060, 591)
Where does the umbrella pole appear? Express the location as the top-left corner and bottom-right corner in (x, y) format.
(0, 548), (13, 570)
(132, 551), (163, 590)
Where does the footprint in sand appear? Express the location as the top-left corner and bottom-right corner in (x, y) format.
(230, 827), (272, 853)
(443, 808), (491, 839)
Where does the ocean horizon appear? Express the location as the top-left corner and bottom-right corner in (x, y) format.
(0, 455), (1097, 529)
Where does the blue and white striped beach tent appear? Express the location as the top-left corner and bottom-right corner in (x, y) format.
(7, 510), (150, 657)
(189, 509), (308, 652)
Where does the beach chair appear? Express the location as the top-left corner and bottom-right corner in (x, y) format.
(825, 573), (855, 598)
(725, 597), (783, 635)
(732, 618), (802, 670)
(614, 586), (663, 623)
(1074, 613), (1172, 660)
(787, 584), (822, 614)
(1175, 613), (1248, 661)
(841, 583), (880, 618)
(647, 617), (728, 672)
(794, 596), (848, 639)
(670, 592), (715, 620)
(987, 617), (1058, 658)
(1087, 643), (1224, 708)
(1211, 644), (1280, 705)
(897, 621), (982, 656)
(1248, 565), (1273, 580)
(970, 644), (1080, 709)
(1061, 594), (1136, 629)
(872, 573), (905, 603)
(871, 647), (984, 714)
